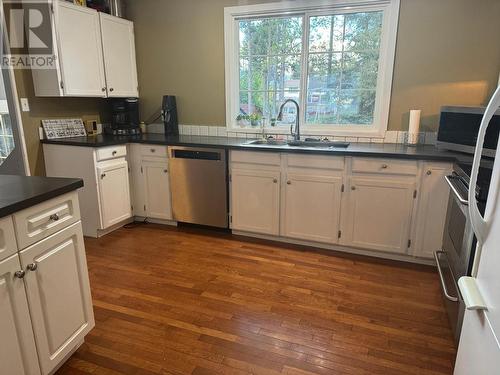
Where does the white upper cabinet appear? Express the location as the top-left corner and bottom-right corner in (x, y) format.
(97, 159), (132, 229)
(343, 177), (416, 254)
(20, 222), (94, 375)
(231, 169), (280, 235)
(282, 173), (343, 244)
(0, 254), (41, 375)
(32, 1), (138, 98)
(99, 13), (139, 97)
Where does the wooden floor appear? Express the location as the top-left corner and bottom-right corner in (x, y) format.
(57, 224), (456, 375)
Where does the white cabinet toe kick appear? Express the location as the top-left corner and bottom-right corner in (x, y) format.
(229, 151), (452, 263)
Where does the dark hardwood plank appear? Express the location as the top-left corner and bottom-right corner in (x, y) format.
(57, 224), (456, 375)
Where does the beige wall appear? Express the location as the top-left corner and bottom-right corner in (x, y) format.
(14, 69), (109, 176)
(127, 0), (500, 132)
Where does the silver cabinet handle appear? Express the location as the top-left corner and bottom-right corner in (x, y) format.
(445, 175), (468, 205)
(14, 270), (25, 279)
(27, 263), (38, 272)
(273, 178), (278, 183)
(49, 213), (59, 221)
(381, 164), (388, 169)
(434, 251), (458, 302)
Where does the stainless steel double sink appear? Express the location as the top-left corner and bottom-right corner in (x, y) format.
(244, 139), (350, 148)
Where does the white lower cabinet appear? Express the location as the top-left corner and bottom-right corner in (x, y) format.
(343, 177), (416, 254)
(19, 221), (94, 375)
(142, 160), (173, 220)
(413, 163), (452, 258)
(231, 169), (280, 235)
(0, 254), (41, 375)
(283, 173), (343, 243)
(97, 159), (132, 228)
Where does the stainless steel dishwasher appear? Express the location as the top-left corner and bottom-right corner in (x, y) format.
(169, 146), (228, 228)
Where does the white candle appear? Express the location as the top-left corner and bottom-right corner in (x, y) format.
(408, 110), (421, 145)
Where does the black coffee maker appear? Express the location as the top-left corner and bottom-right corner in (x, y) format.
(106, 98), (141, 135)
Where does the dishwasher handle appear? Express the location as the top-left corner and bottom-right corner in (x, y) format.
(170, 148), (223, 161)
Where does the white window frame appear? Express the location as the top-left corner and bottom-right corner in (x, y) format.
(224, 0), (400, 138)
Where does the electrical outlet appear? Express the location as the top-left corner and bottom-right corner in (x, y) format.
(20, 98), (30, 112)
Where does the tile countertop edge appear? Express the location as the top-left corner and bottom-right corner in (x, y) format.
(0, 176), (84, 218)
(41, 135), (465, 163)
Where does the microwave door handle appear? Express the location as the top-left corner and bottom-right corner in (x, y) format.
(469, 85), (500, 246)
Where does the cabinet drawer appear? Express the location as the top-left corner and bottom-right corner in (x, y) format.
(13, 191), (81, 249)
(0, 216), (17, 261)
(286, 154), (344, 170)
(96, 145), (127, 161)
(231, 150), (280, 166)
(140, 144), (168, 158)
(352, 158), (418, 175)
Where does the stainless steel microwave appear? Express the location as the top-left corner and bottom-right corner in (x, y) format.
(436, 106), (500, 157)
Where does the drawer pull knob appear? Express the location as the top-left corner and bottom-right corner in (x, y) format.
(287, 181), (291, 185)
(102, 87), (106, 92)
(351, 186), (356, 191)
(49, 214), (60, 221)
(164, 169), (168, 173)
(101, 173), (106, 179)
(427, 170), (432, 175)
(273, 178), (278, 183)
(27, 263), (38, 272)
(109, 88), (114, 92)
(112, 151), (117, 156)
(381, 164), (388, 169)
(150, 149), (156, 153)
(14, 270), (25, 279)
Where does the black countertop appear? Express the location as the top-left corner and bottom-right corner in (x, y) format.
(42, 133), (468, 162)
(0, 175), (83, 218)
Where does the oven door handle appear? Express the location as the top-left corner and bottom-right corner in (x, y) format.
(434, 251), (459, 302)
(444, 175), (468, 206)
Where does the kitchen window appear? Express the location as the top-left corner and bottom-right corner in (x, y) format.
(224, 0), (400, 137)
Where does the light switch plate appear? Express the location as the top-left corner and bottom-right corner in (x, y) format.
(20, 98), (30, 112)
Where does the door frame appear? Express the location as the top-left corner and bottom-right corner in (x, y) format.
(0, 1), (30, 175)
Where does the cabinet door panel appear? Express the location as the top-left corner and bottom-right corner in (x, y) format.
(56, 2), (106, 96)
(283, 174), (343, 243)
(0, 216), (17, 261)
(231, 169), (280, 235)
(100, 13), (138, 97)
(0, 254), (40, 375)
(344, 177), (415, 253)
(143, 161), (173, 220)
(97, 160), (132, 229)
(20, 222), (94, 375)
(414, 164), (451, 258)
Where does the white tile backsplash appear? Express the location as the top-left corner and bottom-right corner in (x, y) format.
(176, 124), (437, 146)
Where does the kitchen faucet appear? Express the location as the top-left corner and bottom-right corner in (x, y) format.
(277, 99), (300, 141)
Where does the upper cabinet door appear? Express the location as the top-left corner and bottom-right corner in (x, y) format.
(0, 254), (41, 375)
(97, 160), (132, 229)
(55, 2), (107, 96)
(99, 13), (139, 97)
(20, 222), (94, 375)
(343, 177), (415, 254)
(283, 173), (343, 244)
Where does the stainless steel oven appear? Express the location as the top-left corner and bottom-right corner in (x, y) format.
(436, 162), (492, 343)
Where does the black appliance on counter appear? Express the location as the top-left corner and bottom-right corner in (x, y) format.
(162, 95), (179, 136)
(105, 98), (141, 136)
